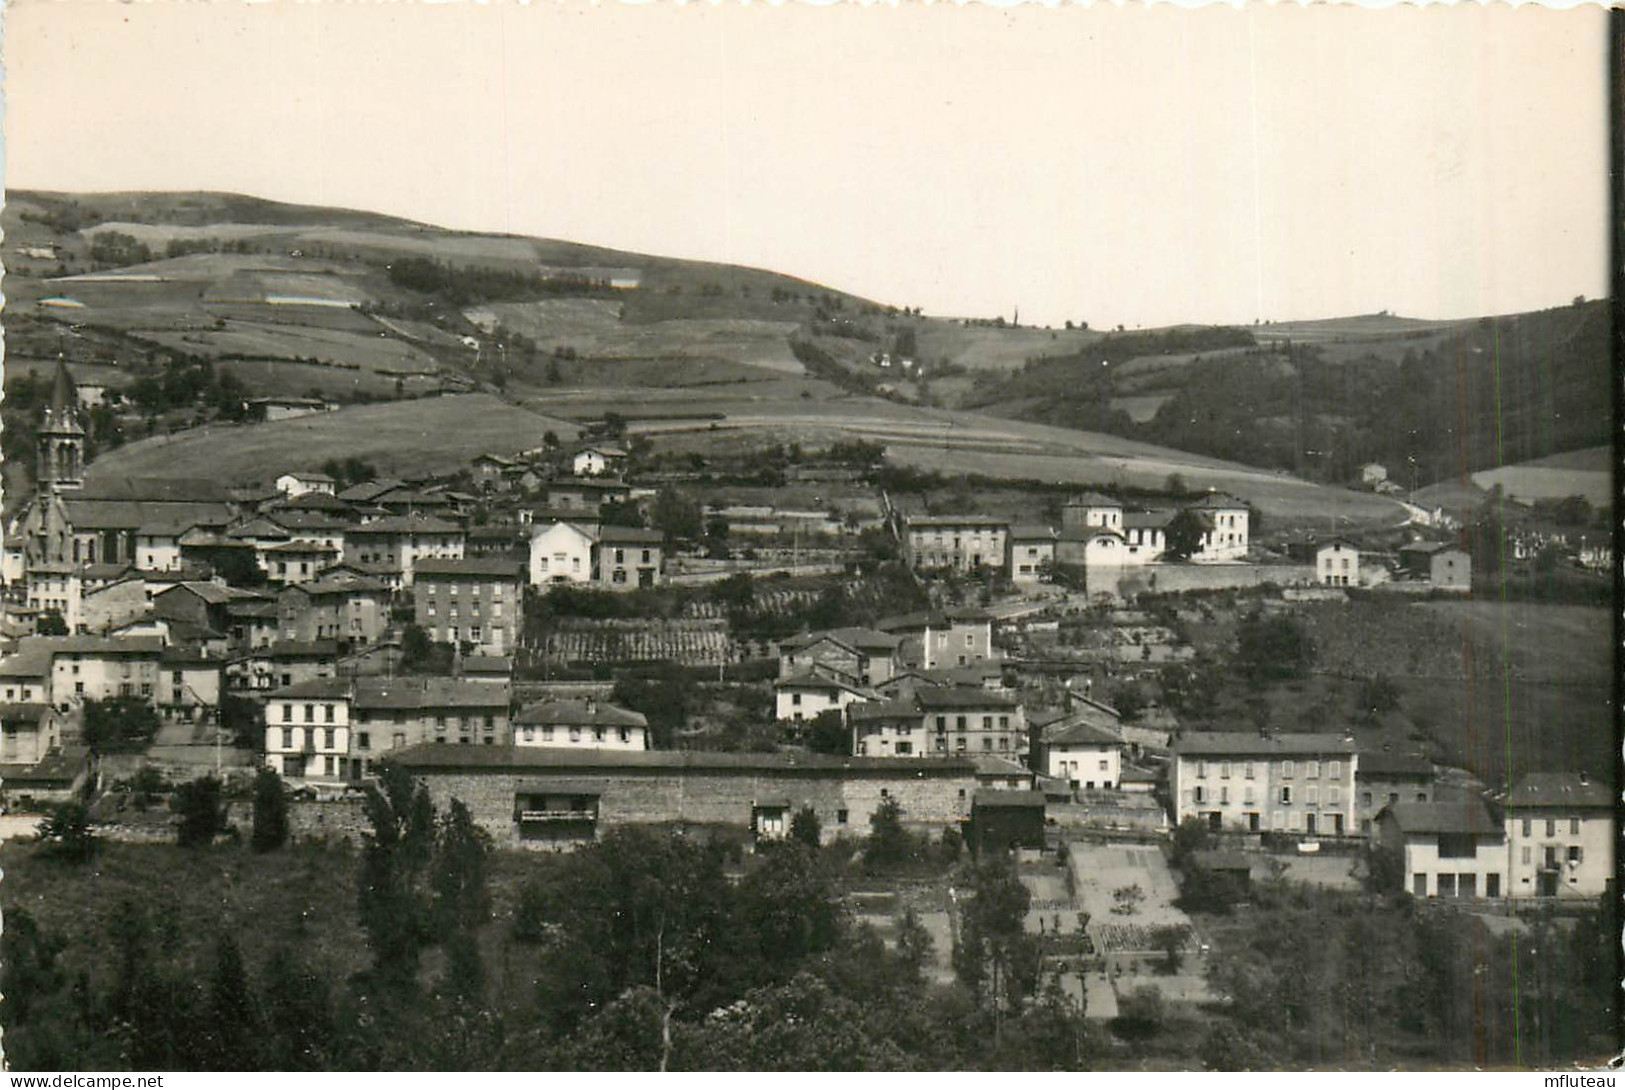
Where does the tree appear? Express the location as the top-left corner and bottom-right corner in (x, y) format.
(430, 798), (492, 940)
(651, 487), (703, 548)
(736, 841), (844, 978)
(204, 934), (261, 1069)
(250, 767), (289, 853)
(171, 776), (227, 848)
(1356, 673), (1401, 720)
(36, 610), (68, 636)
(789, 805), (822, 849)
(81, 696), (162, 753)
(864, 796), (916, 873)
(1234, 610), (1315, 683)
(36, 801), (96, 863)
(357, 763), (437, 985)
(1164, 473), (1188, 496)
(804, 708), (850, 757)
(1163, 508), (1208, 561)
(401, 624), (433, 669)
(1169, 815), (1212, 870)
(1111, 682), (1145, 723)
(954, 858), (1039, 1011)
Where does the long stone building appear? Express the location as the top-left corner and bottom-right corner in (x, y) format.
(391, 744), (982, 849)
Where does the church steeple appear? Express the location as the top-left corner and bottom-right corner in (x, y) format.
(38, 359), (85, 494)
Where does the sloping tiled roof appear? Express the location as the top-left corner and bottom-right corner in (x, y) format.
(355, 677), (510, 710)
(77, 477), (231, 503)
(414, 558), (525, 579)
(1384, 800), (1502, 837)
(267, 678), (353, 700)
(63, 500), (234, 531)
(1173, 731), (1355, 757)
(779, 627), (902, 654)
(390, 743), (980, 776)
(596, 525), (664, 545)
(1357, 751), (1434, 778)
(348, 515), (462, 535)
(1503, 772), (1611, 810)
(916, 687), (1020, 711)
(514, 700), (648, 728)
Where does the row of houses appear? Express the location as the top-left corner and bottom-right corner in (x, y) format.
(1313, 538), (1472, 591)
(902, 491), (1253, 580)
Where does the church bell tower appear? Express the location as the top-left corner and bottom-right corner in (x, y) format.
(38, 360), (86, 495)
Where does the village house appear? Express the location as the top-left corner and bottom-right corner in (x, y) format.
(412, 558), (525, 655)
(878, 607), (996, 670)
(230, 639), (339, 693)
(351, 676), (512, 760)
(1315, 538), (1362, 587)
(774, 667), (877, 722)
(0, 702), (65, 764)
(1355, 750), (1435, 834)
(461, 655), (514, 684)
(158, 649), (225, 723)
(1035, 700), (1124, 790)
(0, 746), (92, 811)
(261, 540), (341, 586)
(528, 521), (663, 592)
(391, 744), (982, 849)
(901, 515), (1009, 573)
(543, 478), (633, 514)
(277, 573), (392, 646)
(1170, 732), (1358, 836)
(1361, 463), (1388, 487)
(850, 686), (1027, 759)
(1398, 541), (1472, 591)
(0, 644), (54, 704)
(345, 514), (465, 586)
(1376, 798), (1507, 899)
(252, 396), (331, 422)
(13, 635), (164, 709)
(513, 697), (649, 750)
(776, 627), (901, 686)
(595, 526), (664, 590)
(471, 453), (523, 490)
(1005, 525), (1057, 583)
(1185, 493), (1251, 561)
(274, 471), (338, 498)
(264, 678), (354, 781)
(529, 521), (596, 586)
(1063, 492), (1124, 534)
(25, 562), (82, 632)
(571, 444), (629, 478)
(1055, 526), (1130, 571)
(1503, 772), (1613, 900)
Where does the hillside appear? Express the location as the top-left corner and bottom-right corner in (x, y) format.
(961, 303), (1612, 494)
(83, 394), (579, 485)
(3, 189), (1436, 525)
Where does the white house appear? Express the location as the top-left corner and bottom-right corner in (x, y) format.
(1361, 463), (1388, 487)
(275, 471), (338, 498)
(1377, 799), (1507, 899)
(1315, 539), (1361, 587)
(1186, 493), (1250, 561)
(1170, 732), (1358, 836)
(529, 521), (597, 586)
(264, 677), (353, 781)
(1040, 707), (1123, 790)
(513, 698), (649, 750)
(571, 445), (629, 477)
(774, 669), (876, 721)
(1503, 772), (1613, 901)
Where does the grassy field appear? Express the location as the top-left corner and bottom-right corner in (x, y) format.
(1470, 463), (1611, 506)
(85, 394), (579, 484)
(139, 319), (442, 374)
(911, 320), (1102, 371)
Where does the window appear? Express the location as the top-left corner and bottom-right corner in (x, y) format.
(281, 728), (293, 748)
(1244, 762), (1255, 780)
(1567, 845), (1583, 866)
(359, 732), (371, 750)
(896, 742), (913, 755)
(282, 704), (293, 723)
(837, 809), (848, 825)
(1194, 785), (1206, 803)
(569, 727), (581, 742)
(982, 716), (992, 730)
(1545, 819), (1557, 837)
(1196, 761), (1207, 779)
(323, 729), (335, 750)
(325, 704), (335, 723)
(1219, 786), (1229, 804)
(1305, 787), (1319, 805)
(1522, 819), (1532, 837)
(1279, 786), (1293, 805)
(965, 634), (974, 647)
(1570, 818), (1581, 835)
(936, 716), (947, 731)
(1362, 791), (1373, 807)
(1437, 834), (1476, 859)
(542, 727), (554, 741)
(1281, 761), (1294, 779)
(304, 704), (314, 723)
(1327, 787), (1340, 804)
(999, 715), (1009, 729)
(1220, 762), (1231, 779)
(956, 716), (967, 732)
(792, 693), (802, 706)
(1306, 761), (1319, 779)
(1521, 846), (1532, 865)
(956, 737), (967, 752)
(1099, 759), (1109, 771)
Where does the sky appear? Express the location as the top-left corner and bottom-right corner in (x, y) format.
(6, 1), (1609, 330)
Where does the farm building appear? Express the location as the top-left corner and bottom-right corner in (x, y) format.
(1503, 772), (1613, 901)
(513, 698), (649, 751)
(902, 515), (1008, 573)
(1315, 538), (1361, 587)
(252, 396), (332, 422)
(275, 471), (338, 498)
(1397, 541), (1471, 591)
(968, 790), (1047, 854)
(1376, 799), (1506, 900)
(1005, 525), (1057, 583)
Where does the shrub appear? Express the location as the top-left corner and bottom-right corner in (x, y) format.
(35, 802), (96, 863)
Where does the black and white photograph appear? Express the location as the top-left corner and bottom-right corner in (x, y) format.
(0, 0), (1616, 1074)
